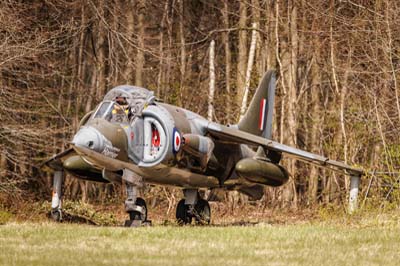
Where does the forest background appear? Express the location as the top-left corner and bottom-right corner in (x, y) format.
(1, 0), (399, 215)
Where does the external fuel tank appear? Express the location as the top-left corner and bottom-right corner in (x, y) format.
(235, 158), (289, 187)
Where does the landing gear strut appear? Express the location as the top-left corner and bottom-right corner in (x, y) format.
(123, 169), (149, 227)
(176, 189), (211, 225)
(50, 170), (64, 222)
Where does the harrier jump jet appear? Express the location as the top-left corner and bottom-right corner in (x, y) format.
(44, 70), (363, 226)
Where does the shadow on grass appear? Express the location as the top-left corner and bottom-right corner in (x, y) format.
(159, 219), (264, 227)
(46, 214), (265, 227)
(46, 211), (98, 225)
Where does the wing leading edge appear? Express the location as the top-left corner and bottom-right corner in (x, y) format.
(207, 122), (363, 176)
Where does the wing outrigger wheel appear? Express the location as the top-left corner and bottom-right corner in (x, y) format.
(50, 209), (62, 222)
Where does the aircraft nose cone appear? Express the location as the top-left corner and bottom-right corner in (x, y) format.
(72, 127), (104, 152)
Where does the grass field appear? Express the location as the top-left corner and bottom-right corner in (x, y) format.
(1, 215), (400, 266)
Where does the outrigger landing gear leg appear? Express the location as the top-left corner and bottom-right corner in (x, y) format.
(51, 170), (64, 222)
(176, 189), (211, 225)
(348, 174), (361, 214)
(123, 169), (148, 227)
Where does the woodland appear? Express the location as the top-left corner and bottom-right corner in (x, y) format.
(0, 0), (399, 211)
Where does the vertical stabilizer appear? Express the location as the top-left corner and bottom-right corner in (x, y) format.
(238, 70), (276, 139)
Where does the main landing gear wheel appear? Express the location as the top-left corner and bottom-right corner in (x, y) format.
(176, 198), (211, 225)
(194, 199), (211, 225)
(176, 199), (192, 225)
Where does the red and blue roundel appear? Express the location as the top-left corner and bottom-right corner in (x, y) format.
(172, 128), (181, 154)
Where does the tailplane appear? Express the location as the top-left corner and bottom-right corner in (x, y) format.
(238, 70), (276, 139)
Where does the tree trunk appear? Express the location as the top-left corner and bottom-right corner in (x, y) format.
(0, 150), (6, 179)
(0, 72), (7, 180)
(157, 0), (169, 98)
(94, 2), (107, 100)
(308, 55), (321, 205)
(340, 52), (351, 191)
(135, 0), (145, 87)
(266, 1), (276, 71)
(251, 0), (262, 76)
(123, 0), (135, 84)
(239, 22), (258, 119)
(208, 40), (215, 121)
(279, 0), (298, 208)
(164, 1), (174, 102)
(221, 0), (232, 123)
(236, 0), (247, 119)
(385, 3), (400, 125)
(178, 0), (186, 105)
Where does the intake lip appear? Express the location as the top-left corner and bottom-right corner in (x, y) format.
(72, 126), (105, 153)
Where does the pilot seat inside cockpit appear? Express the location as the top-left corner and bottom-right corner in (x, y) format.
(111, 96), (130, 122)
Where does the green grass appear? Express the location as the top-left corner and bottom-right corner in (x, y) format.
(1, 218), (400, 266)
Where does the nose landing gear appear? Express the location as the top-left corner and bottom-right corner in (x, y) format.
(125, 196), (148, 227)
(123, 169), (150, 227)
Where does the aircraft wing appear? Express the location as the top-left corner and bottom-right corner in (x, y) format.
(207, 123), (363, 176)
(72, 145), (143, 174)
(41, 147), (75, 171)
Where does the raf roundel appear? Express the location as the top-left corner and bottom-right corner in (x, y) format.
(173, 128), (181, 153)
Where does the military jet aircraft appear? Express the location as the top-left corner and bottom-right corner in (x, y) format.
(44, 70), (363, 226)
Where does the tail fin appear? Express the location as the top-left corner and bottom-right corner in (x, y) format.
(238, 70), (276, 139)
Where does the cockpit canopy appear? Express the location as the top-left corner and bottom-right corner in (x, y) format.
(103, 85), (155, 116)
(91, 85), (156, 124)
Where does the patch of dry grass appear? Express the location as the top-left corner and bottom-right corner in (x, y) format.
(1, 215), (400, 266)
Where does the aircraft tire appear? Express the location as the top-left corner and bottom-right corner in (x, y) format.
(129, 197), (147, 222)
(176, 199), (192, 225)
(50, 209), (62, 222)
(194, 199), (211, 225)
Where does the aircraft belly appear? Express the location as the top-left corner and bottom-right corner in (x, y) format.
(140, 164), (220, 189)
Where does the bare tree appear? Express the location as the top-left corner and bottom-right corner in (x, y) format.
(221, 0), (232, 123)
(208, 40), (216, 121)
(135, 0), (145, 87)
(236, 0), (248, 119)
(239, 23), (258, 119)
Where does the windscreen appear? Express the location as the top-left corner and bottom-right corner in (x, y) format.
(92, 101), (112, 119)
(91, 101), (128, 123)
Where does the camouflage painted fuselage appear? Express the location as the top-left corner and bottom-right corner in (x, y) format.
(48, 99), (285, 200)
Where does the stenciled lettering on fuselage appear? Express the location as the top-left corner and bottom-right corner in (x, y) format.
(102, 138), (120, 159)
